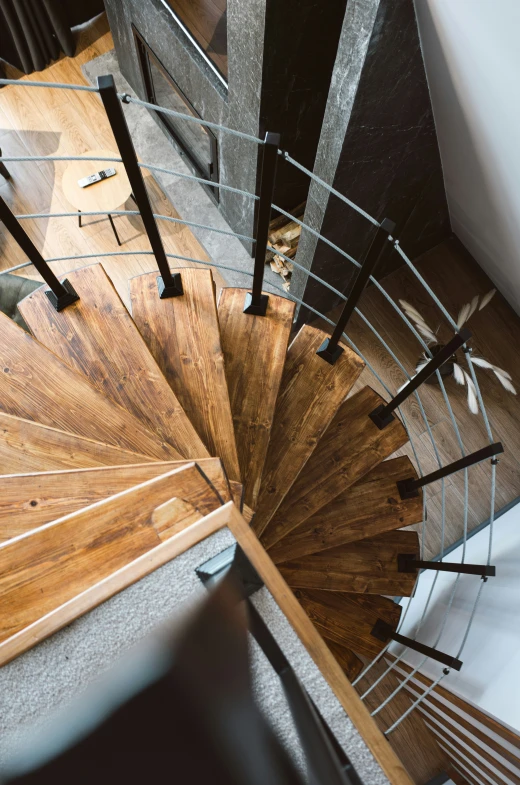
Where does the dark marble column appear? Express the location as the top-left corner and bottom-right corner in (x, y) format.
(292, 0), (451, 321)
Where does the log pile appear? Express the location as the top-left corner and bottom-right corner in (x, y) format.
(265, 202), (305, 291)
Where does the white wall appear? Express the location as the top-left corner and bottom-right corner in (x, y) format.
(414, 0), (520, 314)
(392, 501), (520, 732)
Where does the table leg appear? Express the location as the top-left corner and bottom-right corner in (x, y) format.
(78, 210), (82, 228)
(108, 213), (122, 246)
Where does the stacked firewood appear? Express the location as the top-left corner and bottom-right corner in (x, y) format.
(265, 202), (305, 291)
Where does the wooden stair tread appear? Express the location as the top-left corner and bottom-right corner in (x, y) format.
(260, 386), (408, 550)
(130, 269), (239, 479)
(0, 458), (230, 542)
(0, 463), (223, 644)
(0, 313), (175, 461)
(278, 530), (420, 596)
(325, 640), (363, 682)
(218, 288), (295, 507)
(0, 412), (155, 476)
(229, 479), (244, 511)
(18, 264), (207, 460)
(295, 589), (402, 659)
(268, 456), (423, 564)
(252, 324), (364, 537)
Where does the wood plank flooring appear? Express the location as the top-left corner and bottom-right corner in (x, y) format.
(218, 288), (296, 507)
(268, 456), (423, 564)
(19, 264), (209, 460)
(0, 412), (154, 475)
(0, 457), (231, 541)
(261, 386), (409, 550)
(0, 312), (176, 460)
(252, 324), (365, 537)
(0, 463), (222, 644)
(130, 268), (238, 477)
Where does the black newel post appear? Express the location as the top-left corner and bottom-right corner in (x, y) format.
(0, 196), (79, 311)
(317, 217), (396, 364)
(244, 131), (280, 316)
(97, 74), (183, 299)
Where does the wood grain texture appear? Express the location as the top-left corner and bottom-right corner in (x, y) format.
(225, 505), (414, 785)
(268, 456), (423, 564)
(279, 531), (419, 595)
(0, 312), (175, 460)
(229, 479), (244, 511)
(0, 458), (230, 541)
(325, 640), (363, 682)
(0, 412), (155, 476)
(0, 463), (223, 643)
(295, 589), (402, 659)
(252, 324), (364, 537)
(19, 264), (208, 460)
(261, 386), (409, 550)
(130, 269), (239, 478)
(218, 288), (295, 507)
(0, 503), (234, 669)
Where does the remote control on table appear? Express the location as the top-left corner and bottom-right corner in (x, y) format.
(78, 168), (117, 188)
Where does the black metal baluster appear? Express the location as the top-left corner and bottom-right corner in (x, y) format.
(243, 131), (280, 316)
(371, 619), (463, 670)
(397, 442), (504, 499)
(397, 555), (495, 578)
(0, 195), (79, 311)
(97, 74), (183, 299)
(316, 217), (396, 364)
(369, 328), (472, 429)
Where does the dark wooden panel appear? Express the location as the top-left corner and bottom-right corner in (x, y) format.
(296, 589), (402, 659)
(130, 269), (239, 479)
(261, 386), (409, 550)
(326, 640), (363, 682)
(279, 530), (419, 595)
(19, 263), (208, 460)
(218, 288), (295, 507)
(269, 456), (423, 564)
(0, 312), (174, 460)
(253, 324), (365, 536)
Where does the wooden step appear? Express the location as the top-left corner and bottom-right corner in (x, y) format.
(325, 640), (363, 682)
(260, 386), (408, 550)
(0, 412), (155, 475)
(278, 530), (420, 596)
(130, 269), (239, 478)
(295, 589), (402, 659)
(268, 456), (423, 564)
(0, 313), (176, 461)
(229, 479), (244, 511)
(0, 463), (223, 645)
(0, 458), (231, 542)
(18, 264), (208, 460)
(252, 324), (364, 537)
(218, 288), (295, 507)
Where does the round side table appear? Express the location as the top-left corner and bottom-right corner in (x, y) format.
(62, 149), (133, 246)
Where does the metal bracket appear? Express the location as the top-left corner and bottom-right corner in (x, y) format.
(398, 554), (496, 578)
(316, 338), (345, 365)
(243, 291), (269, 316)
(368, 403), (396, 430)
(157, 273), (184, 299)
(45, 279), (80, 312)
(371, 618), (463, 670)
(396, 477), (421, 499)
(196, 544), (264, 598)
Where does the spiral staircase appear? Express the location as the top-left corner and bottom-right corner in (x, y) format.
(0, 257), (426, 681)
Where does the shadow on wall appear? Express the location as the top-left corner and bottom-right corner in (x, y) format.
(415, 0), (520, 315)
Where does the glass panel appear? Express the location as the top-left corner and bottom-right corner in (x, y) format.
(163, 0), (227, 79)
(148, 55), (214, 182)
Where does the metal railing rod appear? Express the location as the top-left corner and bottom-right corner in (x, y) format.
(0, 78), (98, 91)
(97, 74), (181, 298)
(138, 162), (259, 199)
(397, 443), (503, 499)
(316, 218), (395, 364)
(0, 156), (122, 163)
(0, 195), (79, 311)
(244, 131), (280, 315)
(369, 328), (472, 429)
